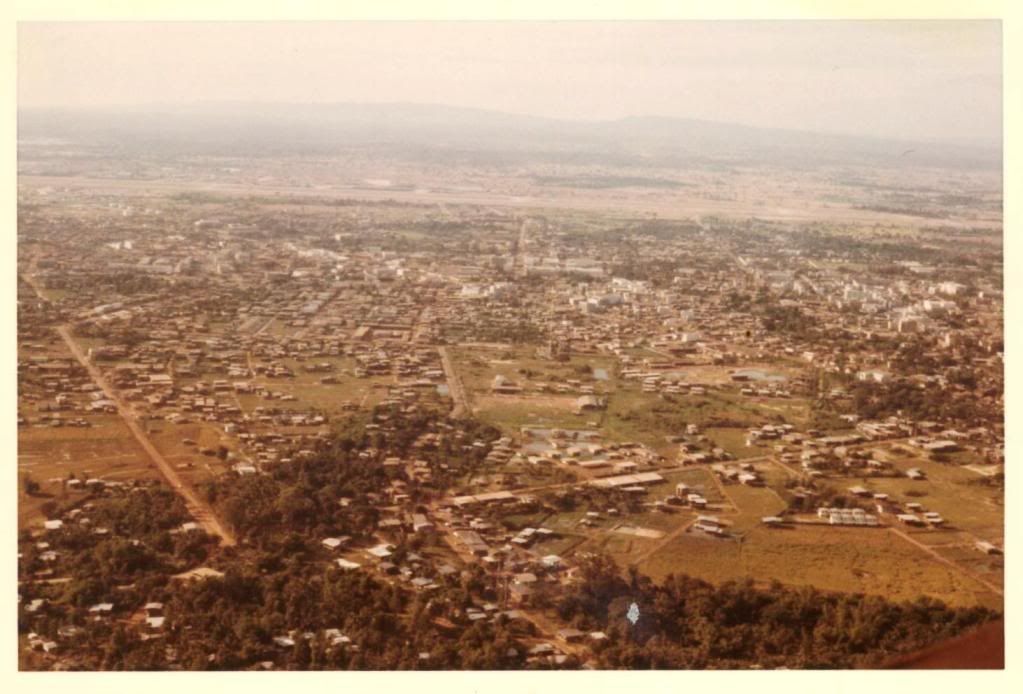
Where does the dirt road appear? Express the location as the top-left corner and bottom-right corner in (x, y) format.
(438, 346), (470, 418)
(887, 527), (1001, 596)
(627, 516), (700, 568)
(20, 271), (48, 301)
(55, 325), (237, 546)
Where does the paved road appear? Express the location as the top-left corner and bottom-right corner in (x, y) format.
(55, 325), (237, 546)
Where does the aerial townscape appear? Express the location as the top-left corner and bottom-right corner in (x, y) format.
(15, 22), (1004, 673)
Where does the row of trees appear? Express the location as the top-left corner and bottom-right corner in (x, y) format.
(557, 554), (997, 669)
(851, 380), (996, 425)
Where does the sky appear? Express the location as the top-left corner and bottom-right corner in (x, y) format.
(17, 21), (1002, 144)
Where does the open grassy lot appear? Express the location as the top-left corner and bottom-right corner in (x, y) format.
(668, 466), (725, 495)
(583, 530), (666, 566)
(285, 379), (395, 412)
(240, 357), (397, 414)
(725, 483), (788, 532)
(825, 455), (1003, 541)
(146, 420), (236, 484)
(451, 345), (618, 396)
(753, 460), (795, 487)
(471, 394), (589, 434)
(497, 508), (598, 556)
(601, 387), (805, 454)
(449, 344), (618, 433)
(498, 509), (553, 532)
(743, 395), (814, 429)
(18, 415), (159, 526)
(532, 510), (594, 534)
(530, 531), (592, 558)
(497, 462), (582, 489)
(932, 545), (1004, 592)
(904, 529), (976, 547)
(638, 529), (745, 584)
(638, 524), (1001, 609)
(629, 506), (700, 533)
(635, 468), (725, 503)
(704, 426), (773, 459)
(452, 347), (828, 467)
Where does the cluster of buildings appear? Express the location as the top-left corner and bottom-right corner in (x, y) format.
(16, 180), (1004, 670)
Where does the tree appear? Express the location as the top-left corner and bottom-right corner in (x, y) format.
(22, 475), (40, 496)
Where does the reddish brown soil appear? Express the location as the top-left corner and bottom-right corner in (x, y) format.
(885, 620), (1004, 669)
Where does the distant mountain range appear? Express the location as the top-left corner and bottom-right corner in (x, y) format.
(18, 102), (1002, 170)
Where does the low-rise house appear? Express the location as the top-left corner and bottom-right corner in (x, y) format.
(897, 513), (923, 526)
(411, 514), (434, 533)
(88, 602), (114, 617)
(694, 515), (724, 535)
(557, 628), (585, 643)
(321, 537), (347, 551)
(976, 541), (1002, 555)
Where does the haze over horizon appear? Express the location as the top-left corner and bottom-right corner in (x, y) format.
(18, 21), (1002, 147)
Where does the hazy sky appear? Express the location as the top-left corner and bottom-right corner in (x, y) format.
(18, 21), (1002, 144)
